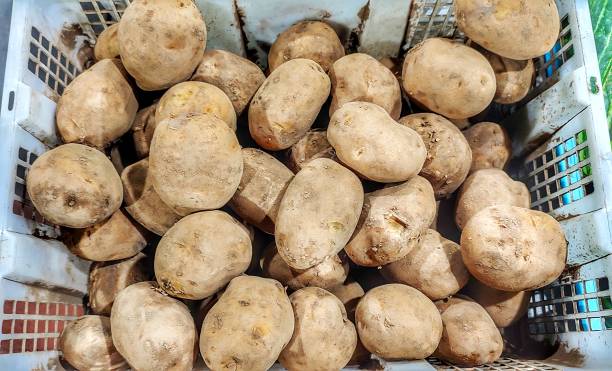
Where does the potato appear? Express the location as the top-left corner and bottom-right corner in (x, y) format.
(276, 158), (363, 269)
(477, 47), (535, 104)
(434, 296), (503, 366)
(356, 284), (442, 360)
(402, 38), (496, 119)
(268, 21), (344, 73)
(461, 205), (567, 291)
(94, 23), (120, 60)
(59, 315), (127, 371)
(329, 53), (401, 119)
(111, 282), (196, 371)
(381, 229), (469, 300)
(345, 176), (436, 267)
(131, 103), (158, 158)
(279, 287), (357, 371)
(463, 122), (512, 173)
(118, 0), (206, 90)
(328, 102), (426, 182)
(88, 252), (149, 315)
(464, 279), (530, 328)
(200, 276), (294, 371)
(398, 113), (472, 198)
(149, 113), (243, 215)
(192, 49), (266, 115)
(27, 144), (122, 228)
(64, 209), (148, 261)
(229, 148), (293, 234)
(455, 169), (530, 230)
(286, 129), (336, 173)
(154, 211), (252, 300)
(56, 59), (137, 148)
(249, 58), (330, 150)
(155, 81), (237, 131)
(455, 0), (560, 60)
(262, 244), (349, 290)
(121, 158), (181, 235)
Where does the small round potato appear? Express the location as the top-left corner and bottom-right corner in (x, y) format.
(268, 21), (344, 73)
(131, 103), (158, 158)
(286, 129), (336, 173)
(402, 38), (496, 119)
(382, 229), (469, 300)
(478, 47), (535, 104)
(399, 113), (472, 198)
(192, 49), (266, 115)
(434, 297), (503, 366)
(345, 176), (436, 267)
(455, 168), (530, 230)
(249, 58), (331, 150)
(276, 158), (364, 270)
(356, 284), (442, 360)
(328, 102), (426, 183)
(463, 122), (512, 173)
(461, 205), (567, 291)
(464, 279), (530, 328)
(154, 211), (252, 300)
(94, 23), (120, 60)
(27, 144), (123, 228)
(59, 315), (127, 371)
(149, 113), (243, 215)
(279, 287), (357, 371)
(329, 53), (401, 119)
(118, 0), (206, 90)
(200, 276), (294, 371)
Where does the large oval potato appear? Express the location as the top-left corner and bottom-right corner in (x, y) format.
(356, 284), (442, 360)
(286, 129), (336, 173)
(268, 21), (344, 73)
(154, 211), (252, 300)
(461, 205), (567, 291)
(131, 103), (158, 158)
(118, 0), (206, 90)
(463, 122), (512, 173)
(279, 287), (357, 371)
(56, 59), (137, 148)
(455, 0), (560, 60)
(455, 169), (530, 230)
(276, 158), (363, 270)
(464, 279), (530, 328)
(111, 281), (196, 371)
(94, 23), (120, 60)
(399, 113), (472, 198)
(249, 58), (330, 150)
(200, 276), (294, 371)
(192, 49), (265, 115)
(477, 46), (535, 104)
(346, 176), (436, 267)
(27, 144), (122, 228)
(329, 53), (401, 119)
(402, 38), (496, 119)
(149, 113), (243, 215)
(382, 229), (469, 300)
(328, 102), (426, 182)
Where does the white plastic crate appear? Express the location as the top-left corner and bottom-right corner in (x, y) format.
(0, 0), (610, 370)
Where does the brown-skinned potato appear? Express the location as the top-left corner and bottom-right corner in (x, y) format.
(463, 279), (531, 328)
(463, 122), (512, 173)
(476, 46), (535, 104)
(131, 103), (158, 159)
(94, 23), (120, 60)
(286, 129), (336, 173)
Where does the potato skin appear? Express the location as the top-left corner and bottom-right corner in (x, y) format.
(111, 281), (196, 371)
(328, 102), (426, 183)
(455, 0), (560, 60)
(132, 103), (158, 158)
(356, 284), (442, 360)
(275, 158), (364, 270)
(149, 113), (243, 215)
(402, 38), (496, 119)
(463, 279), (530, 328)
(329, 53), (401, 119)
(118, 0), (206, 90)
(200, 276), (294, 371)
(154, 211), (252, 300)
(94, 23), (120, 60)
(461, 205), (567, 291)
(455, 169), (530, 230)
(56, 59), (137, 149)
(279, 287), (357, 371)
(382, 229), (469, 300)
(399, 113), (472, 198)
(286, 129), (336, 173)
(478, 47), (535, 104)
(434, 297), (503, 366)
(27, 143), (122, 228)
(463, 122), (512, 173)
(345, 176), (436, 267)
(268, 21), (344, 73)
(192, 49), (265, 115)
(249, 58), (330, 150)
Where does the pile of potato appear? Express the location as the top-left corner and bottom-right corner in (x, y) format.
(25, 0), (568, 369)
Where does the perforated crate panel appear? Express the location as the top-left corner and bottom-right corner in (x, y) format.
(402, 0), (463, 50)
(429, 357), (561, 370)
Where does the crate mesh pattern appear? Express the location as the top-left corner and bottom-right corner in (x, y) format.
(429, 357), (561, 370)
(404, 0), (463, 49)
(79, 0), (130, 35)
